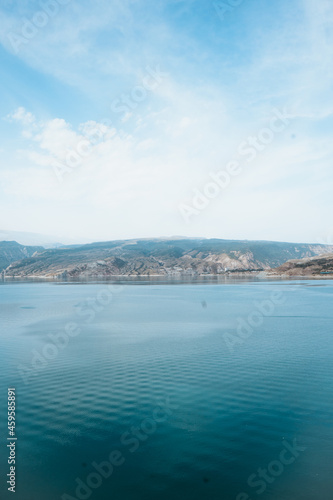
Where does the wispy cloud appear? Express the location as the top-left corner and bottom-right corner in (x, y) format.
(0, 0), (332, 242)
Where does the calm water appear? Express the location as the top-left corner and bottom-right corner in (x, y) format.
(0, 280), (332, 499)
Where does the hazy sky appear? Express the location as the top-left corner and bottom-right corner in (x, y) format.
(0, 0), (332, 244)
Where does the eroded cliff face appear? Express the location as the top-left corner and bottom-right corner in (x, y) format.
(3, 238), (333, 278)
(270, 253), (333, 277)
(4, 253), (264, 278)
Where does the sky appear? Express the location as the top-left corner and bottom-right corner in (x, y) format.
(0, 0), (332, 244)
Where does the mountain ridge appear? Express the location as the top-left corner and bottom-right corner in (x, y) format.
(2, 238), (333, 278)
(0, 241), (44, 272)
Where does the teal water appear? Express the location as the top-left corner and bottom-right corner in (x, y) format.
(0, 280), (332, 499)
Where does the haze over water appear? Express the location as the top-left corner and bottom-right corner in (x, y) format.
(0, 280), (332, 499)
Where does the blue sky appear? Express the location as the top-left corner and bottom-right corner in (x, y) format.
(0, 0), (332, 243)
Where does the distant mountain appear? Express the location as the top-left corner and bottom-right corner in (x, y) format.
(0, 230), (63, 248)
(270, 253), (333, 277)
(3, 238), (333, 278)
(0, 241), (44, 272)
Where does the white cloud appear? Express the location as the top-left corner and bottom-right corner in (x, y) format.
(1, 100), (332, 244)
(8, 106), (36, 126)
(0, 1), (333, 242)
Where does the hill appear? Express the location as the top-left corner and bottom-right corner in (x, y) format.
(3, 238), (333, 278)
(0, 241), (44, 272)
(270, 253), (333, 277)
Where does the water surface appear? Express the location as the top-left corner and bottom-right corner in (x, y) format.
(0, 280), (332, 499)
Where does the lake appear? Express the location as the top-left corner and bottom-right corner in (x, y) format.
(0, 280), (332, 499)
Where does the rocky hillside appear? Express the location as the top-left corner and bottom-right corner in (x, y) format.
(0, 241), (44, 272)
(270, 253), (333, 277)
(3, 238), (333, 278)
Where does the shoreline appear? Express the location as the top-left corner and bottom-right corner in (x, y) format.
(1, 272), (333, 283)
